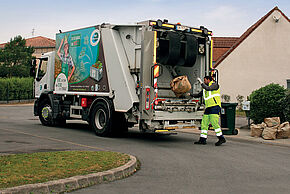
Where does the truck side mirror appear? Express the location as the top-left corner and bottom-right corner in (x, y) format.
(30, 59), (37, 78)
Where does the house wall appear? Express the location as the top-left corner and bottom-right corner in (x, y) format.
(33, 47), (54, 58)
(217, 10), (290, 102)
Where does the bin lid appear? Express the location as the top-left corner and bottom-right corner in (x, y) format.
(221, 102), (238, 107)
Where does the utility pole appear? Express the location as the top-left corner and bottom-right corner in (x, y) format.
(32, 28), (35, 37)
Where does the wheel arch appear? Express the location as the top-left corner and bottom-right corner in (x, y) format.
(34, 91), (54, 116)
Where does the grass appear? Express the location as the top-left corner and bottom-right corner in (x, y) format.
(0, 151), (130, 189)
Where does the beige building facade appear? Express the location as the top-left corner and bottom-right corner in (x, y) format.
(214, 7), (290, 102)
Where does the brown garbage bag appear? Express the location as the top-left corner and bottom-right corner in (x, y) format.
(264, 117), (280, 127)
(262, 126), (278, 140)
(170, 76), (191, 97)
(250, 122), (266, 137)
(277, 122), (290, 139)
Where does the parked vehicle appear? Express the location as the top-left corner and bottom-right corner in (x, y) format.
(34, 20), (215, 136)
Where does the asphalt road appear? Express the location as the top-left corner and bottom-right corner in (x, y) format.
(0, 105), (290, 194)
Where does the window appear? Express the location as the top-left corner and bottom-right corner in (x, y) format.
(287, 79), (290, 89)
(36, 58), (48, 81)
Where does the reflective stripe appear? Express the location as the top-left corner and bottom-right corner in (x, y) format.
(154, 65), (159, 77)
(215, 128), (223, 136)
(203, 90), (221, 101)
(214, 128), (222, 133)
(153, 31), (157, 63)
(200, 133), (207, 138)
(201, 130), (208, 134)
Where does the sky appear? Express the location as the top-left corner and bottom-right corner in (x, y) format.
(0, 0), (289, 43)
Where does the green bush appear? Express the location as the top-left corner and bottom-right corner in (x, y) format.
(0, 77), (34, 101)
(249, 83), (286, 124)
(281, 89), (290, 122)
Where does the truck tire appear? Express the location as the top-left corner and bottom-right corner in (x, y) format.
(39, 99), (54, 126)
(90, 100), (113, 137)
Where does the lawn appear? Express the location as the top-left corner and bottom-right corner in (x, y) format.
(0, 151), (130, 189)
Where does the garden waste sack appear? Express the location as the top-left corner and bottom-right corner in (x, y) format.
(264, 117), (280, 127)
(262, 126), (278, 140)
(277, 122), (290, 139)
(250, 122), (266, 137)
(170, 76), (191, 97)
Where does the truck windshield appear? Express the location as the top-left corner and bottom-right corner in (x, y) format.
(36, 58), (48, 81)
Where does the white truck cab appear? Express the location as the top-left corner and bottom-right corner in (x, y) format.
(34, 52), (55, 98)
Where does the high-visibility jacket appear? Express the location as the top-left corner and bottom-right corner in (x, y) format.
(203, 81), (221, 108)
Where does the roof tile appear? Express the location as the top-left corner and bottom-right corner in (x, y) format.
(0, 36), (55, 49)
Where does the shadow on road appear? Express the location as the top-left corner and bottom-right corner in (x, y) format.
(39, 121), (195, 143)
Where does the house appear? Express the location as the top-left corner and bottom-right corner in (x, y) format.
(212, 37), (239, 65)
(0, 36), (55, 58)
(213, 7), (290, 102)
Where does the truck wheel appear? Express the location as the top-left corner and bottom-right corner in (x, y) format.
(39, 99), (54, 126)
(90, 101), (113, 137)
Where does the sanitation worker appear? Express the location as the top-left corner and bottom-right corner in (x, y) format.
(191, 76), (226, 146)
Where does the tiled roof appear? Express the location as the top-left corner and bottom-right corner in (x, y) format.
(214, 6), (290, 68)
(212, 37), (239, 62)
(212, 37), (239, 48)
(213, 47), (232, 62)
(0, 36), (55, 49)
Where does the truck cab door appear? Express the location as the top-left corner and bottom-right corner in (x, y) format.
(34, 52), (55, 98)
(35, 58), (49, 98)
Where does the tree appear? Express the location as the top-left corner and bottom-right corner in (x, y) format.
(0, 36), (35, 78)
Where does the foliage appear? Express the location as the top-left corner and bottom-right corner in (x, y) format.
(0, 36), (35, 78)
(221, 94), (230, 102)
(0, 77), (34, 101)
(0, 151), (130, 189)
(236, 94), (244, 110)
(280, 89), (290, 122)
(249, 83), (286, 124)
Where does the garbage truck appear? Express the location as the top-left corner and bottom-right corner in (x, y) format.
(34, 19), (215, 136)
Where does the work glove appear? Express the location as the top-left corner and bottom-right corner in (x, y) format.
(197, 77), (203, 84)
(184, 93), (193, 99)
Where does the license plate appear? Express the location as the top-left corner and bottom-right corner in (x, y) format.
(176, 25), (188, 31)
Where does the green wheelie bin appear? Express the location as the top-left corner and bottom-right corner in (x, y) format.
(221, 103), (238, 135)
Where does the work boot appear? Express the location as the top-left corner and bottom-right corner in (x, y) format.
(194, 137), (207, 145)
(215, 136), (226, 146)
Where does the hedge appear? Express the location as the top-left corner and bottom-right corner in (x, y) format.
(0, 77), (34, 101)
(249, 83), (286, 124)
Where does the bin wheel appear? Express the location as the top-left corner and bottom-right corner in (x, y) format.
(232, 129), (238, 135)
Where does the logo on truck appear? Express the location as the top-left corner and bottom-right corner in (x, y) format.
(90, 29), (100, 46)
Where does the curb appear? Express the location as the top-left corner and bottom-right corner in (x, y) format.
(0, 99), (35, 105)
(176, 129), (290, 148)
(0, 155), (138, 194)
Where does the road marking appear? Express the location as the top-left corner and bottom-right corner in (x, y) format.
(0, 127), (109, 151)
